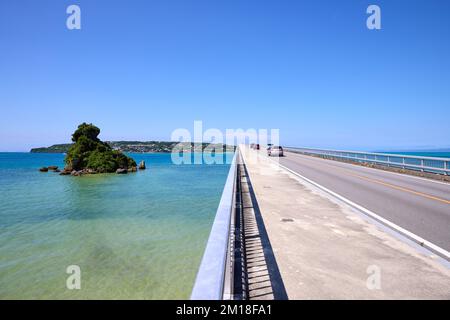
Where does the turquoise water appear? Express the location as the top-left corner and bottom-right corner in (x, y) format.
(0, 152), (231, 299)
(380, 151), (450, 158)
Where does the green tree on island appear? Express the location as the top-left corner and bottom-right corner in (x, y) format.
(64, 123), (137, 173)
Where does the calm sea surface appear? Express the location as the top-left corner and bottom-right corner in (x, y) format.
(381, 151), (450, 158)
(0, 152), (230, 299)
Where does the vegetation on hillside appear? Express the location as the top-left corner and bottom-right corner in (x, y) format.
(31, 144), (72, 153)
(64, 123), (136, 173)
(31, 141), (234, 153)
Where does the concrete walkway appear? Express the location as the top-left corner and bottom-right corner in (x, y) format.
(241, 146), (450, 299)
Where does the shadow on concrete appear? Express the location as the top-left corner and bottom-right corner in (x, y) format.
(241, 162), (289, 300)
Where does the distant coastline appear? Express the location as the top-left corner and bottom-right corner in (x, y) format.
(30, 141), (234, 154)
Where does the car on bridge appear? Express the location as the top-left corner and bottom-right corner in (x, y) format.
(250, 143), (261, 150)
(267, 145), (284, 157)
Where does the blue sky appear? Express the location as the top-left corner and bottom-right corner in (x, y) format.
(1, 0), (449, 151)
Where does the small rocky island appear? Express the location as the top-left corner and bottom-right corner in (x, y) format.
(41, 123), (139, 176)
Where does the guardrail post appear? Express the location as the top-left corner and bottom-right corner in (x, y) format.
(420, 159), (424, 172)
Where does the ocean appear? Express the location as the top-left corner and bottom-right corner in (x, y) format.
(380, 151), (450, 158)
(0, 152), (231, 299)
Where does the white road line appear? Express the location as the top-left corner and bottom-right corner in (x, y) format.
(285, 151), (450, 187)
(261, 153), (450, 261)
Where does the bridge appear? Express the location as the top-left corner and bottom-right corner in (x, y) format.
(191, 146), (450, 300)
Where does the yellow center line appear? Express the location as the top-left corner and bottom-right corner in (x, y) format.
(284, 152), (450, 205)
(338, 170), (450, 205)
(291, 153), (450, 205)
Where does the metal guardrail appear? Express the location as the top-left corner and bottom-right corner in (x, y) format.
(285, 147), (450, 175)
(191, 150), (238, 300)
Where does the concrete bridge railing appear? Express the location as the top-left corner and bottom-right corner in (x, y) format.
(190, 150), (238, 300)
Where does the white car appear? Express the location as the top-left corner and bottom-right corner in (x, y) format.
(267, 146), (284, 157)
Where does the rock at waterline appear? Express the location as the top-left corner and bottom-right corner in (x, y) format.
(39, 166), (61, 172)
(116, 168), (128, 174)
(139, 160), (146, 170)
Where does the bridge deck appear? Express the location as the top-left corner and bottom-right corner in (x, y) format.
(241, 146), (450, 299)
(280, 150), (450, 251)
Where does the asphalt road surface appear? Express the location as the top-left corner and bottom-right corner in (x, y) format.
(277, 151), (450, 251)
